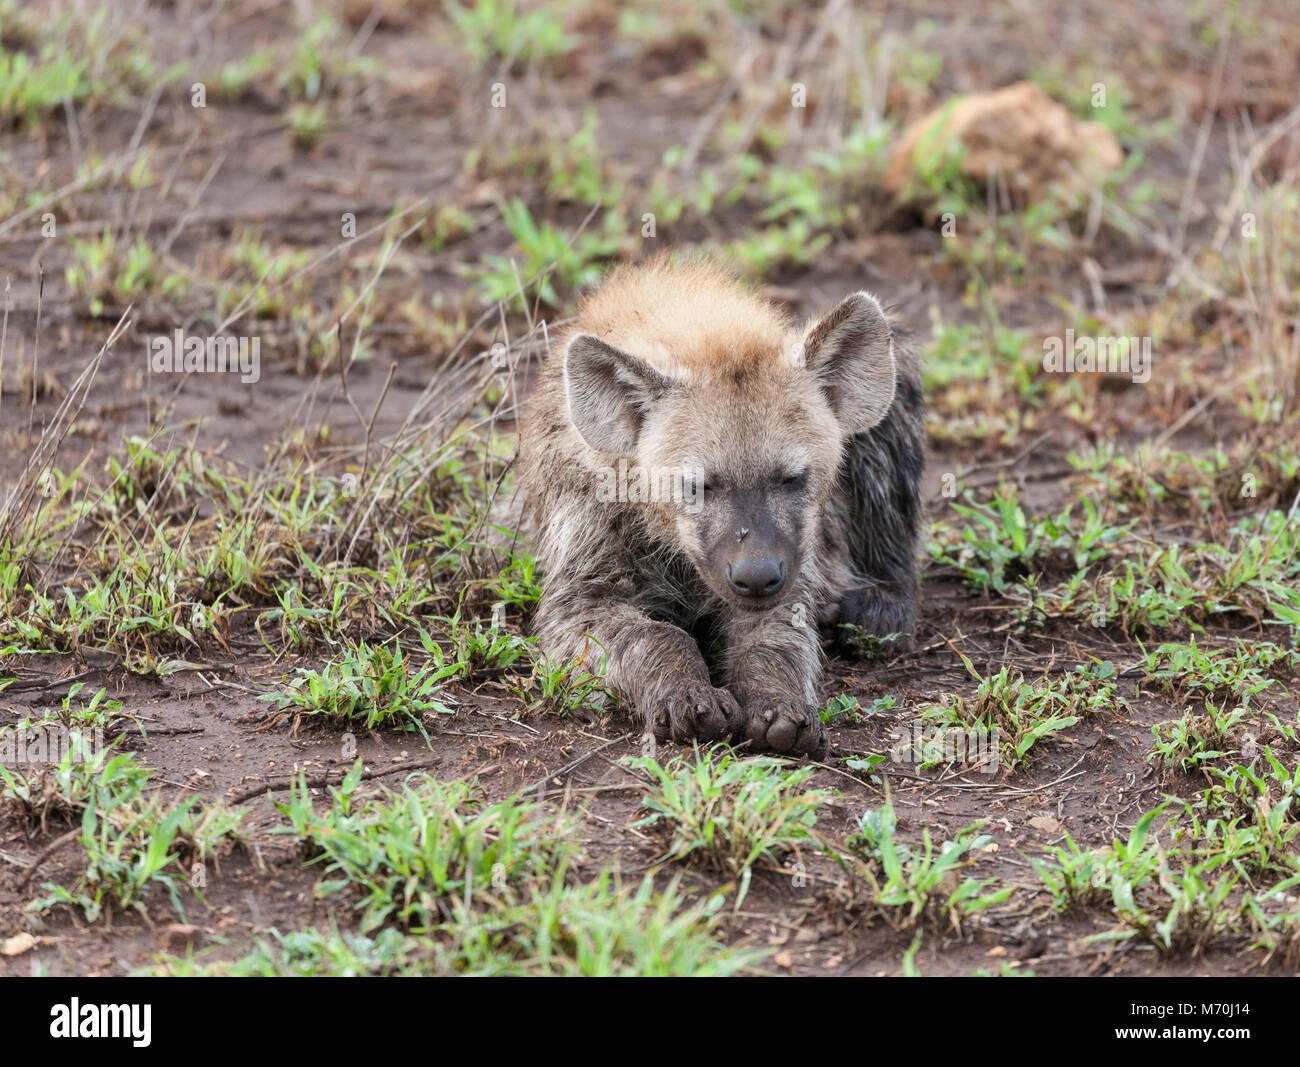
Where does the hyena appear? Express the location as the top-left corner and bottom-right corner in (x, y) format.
(518, 259), (924, 759)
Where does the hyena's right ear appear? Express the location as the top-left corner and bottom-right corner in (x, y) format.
(800, 291), (897, 433)
(563, 334), (673, 454)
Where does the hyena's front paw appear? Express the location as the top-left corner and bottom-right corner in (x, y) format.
(834, 585), (916, 653)
(644, 680), (744, 746)
(743, 699), (828, 761)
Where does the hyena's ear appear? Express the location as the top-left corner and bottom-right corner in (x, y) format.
(800, 291), (897, 433)
(564, 334), (673, 454)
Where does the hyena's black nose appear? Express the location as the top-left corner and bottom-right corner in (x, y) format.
(727, 556), (786, 598)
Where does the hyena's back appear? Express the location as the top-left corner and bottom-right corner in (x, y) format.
(822, 338), (926, 641)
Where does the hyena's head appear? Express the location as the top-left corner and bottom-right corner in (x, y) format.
(563, 290), (897, 612)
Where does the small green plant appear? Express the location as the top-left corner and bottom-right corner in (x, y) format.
(0, 45), (92, 127)
(5, 749), (245, 922)
(263, 640), (459, 735)
(65, 228), (178, 315)
(276, 13), (379, 100)
(930, 486), (1129, 595)
(1141, 638), (1296, 706)
(924, 319), (1037, 406)
(819, 693), (865, 725)
(154, 870), (763, 976)
(1150, 702), (1250, 774)
(447, 0), (577, 66)
(847, 800), (908, 864)
(220, 229), (313, 319)
(918, 654), (1118, 772)
(161, 924), (422, 977)
(276, 765), (569, 932)
(893, 39), (943, 93)
(726, 217), (831, 276)
(33, 792), (241, 922)
(444, 870), (764, 976)
(1, 744), (144, 833)
(629, 749), (828, 905)
(848, 800), (1012, 928)
(836, 626), (908, 659)
(486, 550), (544, 611)
(1244, 879), (1300, 966)
(17, 682), (130, 734)
(1029, 831), (1107, 913)
(468, 199), (623, 309)
(421, 608), (532, 682)
(547, 107), (623, 207)
(512, 647), (610, 719)
(286, 102), (328, 148)
(214, 47), (277, 99)
(900, 101), (978, 215)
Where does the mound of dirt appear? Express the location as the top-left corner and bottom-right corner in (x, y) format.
(884, 81), (1123, 202)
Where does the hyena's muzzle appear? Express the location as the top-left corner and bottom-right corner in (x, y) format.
(704, 487), (802, 610)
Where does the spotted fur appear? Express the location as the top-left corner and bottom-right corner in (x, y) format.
(517, 258), (925, 758)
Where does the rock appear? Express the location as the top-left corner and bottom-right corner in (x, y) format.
(2, 932), (38, 956)
(884, 82), (1123, 203)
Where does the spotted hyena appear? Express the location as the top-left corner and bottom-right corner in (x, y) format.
(518, 259), (924, 759)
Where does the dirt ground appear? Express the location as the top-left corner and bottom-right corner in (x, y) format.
(2, 0), (1299, 977)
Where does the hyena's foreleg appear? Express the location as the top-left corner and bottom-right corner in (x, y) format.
(531, 587), (744, 744)
(723, 596), (828, 759)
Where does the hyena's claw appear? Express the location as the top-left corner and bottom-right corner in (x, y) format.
(794, 718), (829, 761)
(743, 703), (776, 749)
(660, 681), (743, 745)
(744, 701), (828, 761)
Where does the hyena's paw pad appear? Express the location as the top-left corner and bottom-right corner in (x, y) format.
(743, 700), (828, 761)
(656, 681), (743, 745)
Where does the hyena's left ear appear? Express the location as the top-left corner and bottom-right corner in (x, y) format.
(799, 291), (897, 433)
(564, 333), (674, 454)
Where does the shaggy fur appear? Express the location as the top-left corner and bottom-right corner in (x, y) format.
(517, 258), (925, 759)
